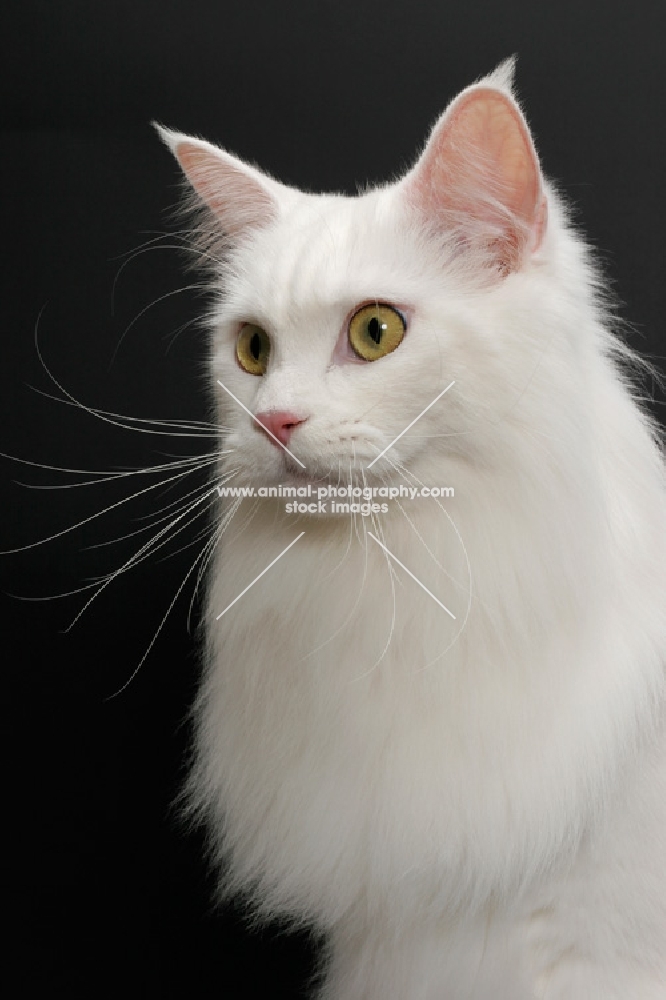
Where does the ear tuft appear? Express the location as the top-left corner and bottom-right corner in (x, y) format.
(154, 124), (280, 239)
(152, 121), (180, 154)
(481, 56), (517, 96)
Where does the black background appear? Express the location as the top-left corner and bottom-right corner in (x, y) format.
(2, 1), (665, 994)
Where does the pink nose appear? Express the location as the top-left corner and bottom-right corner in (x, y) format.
(254, 410), (308, 447)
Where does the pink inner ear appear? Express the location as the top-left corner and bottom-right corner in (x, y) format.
(176, 142), (277, 237)
(408, 88), (546, 269)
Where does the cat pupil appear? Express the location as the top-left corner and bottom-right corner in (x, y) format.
(250, 331), (261, 359)
(368, 316), (382, 344)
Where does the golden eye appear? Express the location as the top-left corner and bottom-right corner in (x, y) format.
(236, 323), (270, 375)
(348, 303), (406, 361)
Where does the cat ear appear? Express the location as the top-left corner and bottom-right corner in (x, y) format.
(154, 125), (281, 238)
(402, 67), (547, 271)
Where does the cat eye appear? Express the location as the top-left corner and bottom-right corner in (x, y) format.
(236, 323), (270, 375)
(348, 303), (406, 361)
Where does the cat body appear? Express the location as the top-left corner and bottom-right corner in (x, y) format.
(160, 62), (666, 997)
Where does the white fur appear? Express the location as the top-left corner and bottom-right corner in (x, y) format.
(175, 65), (666, 997)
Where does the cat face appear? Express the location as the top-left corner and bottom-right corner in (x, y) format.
(209, 191), (471, 487)
(158, 59), (551, 493)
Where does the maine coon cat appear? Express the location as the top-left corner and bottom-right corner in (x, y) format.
(158, 61), (666, 998)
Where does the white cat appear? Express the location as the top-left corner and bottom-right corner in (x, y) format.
(158, 61), (666, 998)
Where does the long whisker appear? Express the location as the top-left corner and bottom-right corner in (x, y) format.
(164, 314), (202, 354)
(319, 485), (354, 582)
(380, 450), (474, 671)
(185, 496), (246, 633)
(348, 455), (364, 548)
(109, 282), (210, 366)
(104, 524), (217, 701)
(65, 484), (221, 630)
(1, 458), (218, 554)
(8, 471), (230, 602)
(111, 232), (189, 308)
(31, 312), (221, 441)
(10, 452), (222, 490)
(26, 386), (221, 435)
(155, 482), (245, 567)
(87, 468), (238, 548)
(349, 464), (397, 681)
(300, 455), (369, 662)
(111, 233), (225, 310)
(185, 529), (221, 633)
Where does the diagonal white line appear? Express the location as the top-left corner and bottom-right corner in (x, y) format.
(216, 379), (306, 469)
(366, 381), (455, 469)
(216, 531), (305, 620)
(367, 531), (456, 619)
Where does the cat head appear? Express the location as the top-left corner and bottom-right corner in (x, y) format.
(157, 60), (574, 495)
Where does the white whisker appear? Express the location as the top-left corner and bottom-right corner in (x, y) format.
(86, 469), (237, 548)
(380, 452), (474, 671)
(104, 527), (217, 701)
(185, 496), (249, 633)
(1, 460), (216, 555)
(64, 485), (221, 631)
(10, 452), (221, 490)
(109, 283), (210, 366)
(111, 232), (225, 311)
(348, 464), (397, 682)
(26, 386), (222, 435)
(300, 452), (369, 662)
(30, 315), (222, 440)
